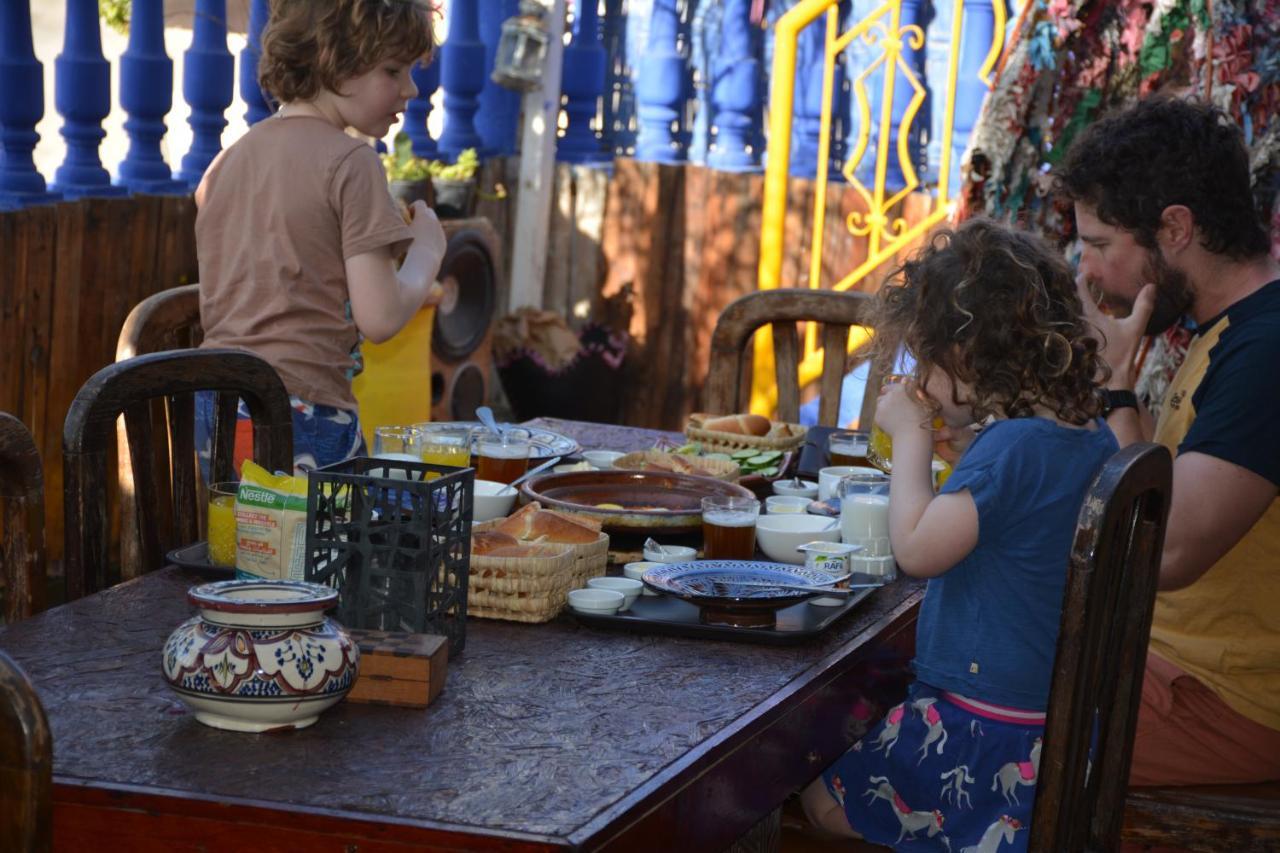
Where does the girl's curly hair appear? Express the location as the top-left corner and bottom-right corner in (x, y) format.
(260, 0), (437, 105)
(869, 218), (1109, 425)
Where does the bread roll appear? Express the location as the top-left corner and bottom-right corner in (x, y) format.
(703, 413), (771, 436)
(494, 502), (540, 538)
(545, 508), (603, 532)
(526, 511), (600, 544)
(472, 531), (519, 555)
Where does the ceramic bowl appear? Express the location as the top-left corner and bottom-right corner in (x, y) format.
(643, 543), (698, 564)
(771, 478), (819, 498)
(622, 561), (662, 595)
(586, 576), (643, 610)
(765, 495), (812, 514)
(582, 450), (625, 469)
(567, 588), (625, 615)
(754, 514), (842, 564)
(473, 479), (518, 522)
(818, 466), (883, 500)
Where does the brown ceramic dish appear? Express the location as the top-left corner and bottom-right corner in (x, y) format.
(519, 470), (756, 535)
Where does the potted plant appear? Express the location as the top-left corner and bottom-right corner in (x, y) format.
(427, 148), (480, 219)
(381, 133), (435, 208)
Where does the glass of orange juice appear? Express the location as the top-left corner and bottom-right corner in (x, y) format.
(414, 424), (472, 476)
(867, 374), (910, 472)
(207, 481), (239, 568)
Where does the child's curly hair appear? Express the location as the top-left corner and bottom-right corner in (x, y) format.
(260, 0), (437, 105)
(869, 218), (1108, 425)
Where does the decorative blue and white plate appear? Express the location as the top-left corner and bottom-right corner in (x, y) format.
(641, 560), (840, 607)
(428, 421), (581, 459)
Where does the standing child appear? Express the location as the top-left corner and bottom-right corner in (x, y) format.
(194, 0), (448, 474)
(801, 219), (1119, 851)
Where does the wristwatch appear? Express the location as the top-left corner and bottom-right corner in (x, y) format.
(1102, 389), (1139, 416)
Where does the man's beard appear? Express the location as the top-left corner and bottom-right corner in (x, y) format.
(1141, 248), (1195, 335)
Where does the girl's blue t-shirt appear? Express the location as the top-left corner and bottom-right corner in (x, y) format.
(913, 416), (1119, 711)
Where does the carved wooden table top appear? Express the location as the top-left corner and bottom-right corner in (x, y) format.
(0, 420), (923, 851)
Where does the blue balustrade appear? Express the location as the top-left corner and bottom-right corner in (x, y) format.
(239, 0), (271, 126)
(52, 0), (126, 199)
(947, 0), (997, 196)
(405, 57), (440, 158)
(0, 1), (59, 208)
(634, 0), (687, 163)
(438, 0), (485, 160)
(600, 0), (632, 156)
(559, 0), (610, 163)
(117, 0), (187, 194)
(707, 0), (763, 171)
(177, 0), (235, 188)
(789, 10), (837, 179)
(476, 0), (520, 157)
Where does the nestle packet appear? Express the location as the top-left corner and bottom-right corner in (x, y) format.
(234, 461), (309, 581)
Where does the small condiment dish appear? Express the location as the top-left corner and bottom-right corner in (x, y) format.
(818, 466), (881, 500)
(586, 576), (643, 610)
(643, 543), (697, 564)
(554, 461), (596, 474)
(582, 450), (625, 469)
(772, 478), (818, 498)
(567, 588), (626, 615)
(765, 495), (811, 514)
(623, 561), (662, 595)
(473, 479), (518, 522)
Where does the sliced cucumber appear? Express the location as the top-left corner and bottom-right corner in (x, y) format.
(755, 466), (779, 478)
(731, 449), (758, 460)
(745, 452), (780, 466)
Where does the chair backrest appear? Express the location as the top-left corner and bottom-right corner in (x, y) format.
(114, 284), (204, 580)
(62, 349), (294, 602)
(0, 648), (52, 852)
(704, 288), (880, 427)
(1030, 441), (1173, 851)
(115, 284), (202, 360)
(0, 414), (46, 623)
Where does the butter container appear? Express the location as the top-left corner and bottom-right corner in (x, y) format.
(797, 541), (861, 579)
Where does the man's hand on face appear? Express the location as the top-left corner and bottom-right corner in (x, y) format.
(1076, 272), (1156, 389)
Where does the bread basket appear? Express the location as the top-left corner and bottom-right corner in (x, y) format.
(612, 449), (740, 481)
(685, 412), (807, 455)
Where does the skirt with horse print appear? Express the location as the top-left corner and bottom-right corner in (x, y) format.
(821, 681), (1043, 852)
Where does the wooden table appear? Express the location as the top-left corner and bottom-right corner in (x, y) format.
(0, 419), (921, 852)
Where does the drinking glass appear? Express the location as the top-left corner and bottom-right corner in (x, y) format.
(700, 495), (761, 560)
(837, 473), (890, 547)
(372, 426), (422, 463)
(207, 481), (239, 568)
(475, 428), (531, 484)
(827, 430), (871, 468)
(866, 374), (909, 472)
(415, 424), (473, 471)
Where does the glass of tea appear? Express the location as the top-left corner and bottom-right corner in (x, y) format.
(475, 428), (531, 484)
(827, 430), (871, 467)
(701, 495), (761, 560)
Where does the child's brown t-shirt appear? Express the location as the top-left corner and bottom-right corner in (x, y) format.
(196, 115), (411, 410)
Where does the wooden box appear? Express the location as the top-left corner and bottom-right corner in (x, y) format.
(344, 629), (448, 708)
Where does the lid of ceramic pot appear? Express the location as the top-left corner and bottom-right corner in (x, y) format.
(188, 579), (338, 614)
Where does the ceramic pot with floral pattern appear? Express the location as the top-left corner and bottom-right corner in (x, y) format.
(162, 579), (359, 732)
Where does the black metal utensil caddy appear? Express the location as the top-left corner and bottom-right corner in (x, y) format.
(304, 457), (473, 656)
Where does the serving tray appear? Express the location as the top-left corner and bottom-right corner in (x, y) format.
(568, 575), (886, 645)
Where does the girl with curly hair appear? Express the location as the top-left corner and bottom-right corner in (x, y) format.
(194, 0), (447, 475)
(801, 218), (1118, 851)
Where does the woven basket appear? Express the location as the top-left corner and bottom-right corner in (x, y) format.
(685, 413), (807, 455)
(612, 449), (740, 481)
(467, 518), (610, 623)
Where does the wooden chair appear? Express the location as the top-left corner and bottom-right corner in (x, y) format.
(704, 288), (879, 427)
(114, 284), (203, 579)
(62, 349), (294, 602)
(0, 648), (52, 852)
(1123, 782), (1280, 851)
(0, 414), (46, 623)
(1030, 442), (1173, 851)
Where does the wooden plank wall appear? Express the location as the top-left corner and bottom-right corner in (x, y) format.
(0, 196), (199, 566)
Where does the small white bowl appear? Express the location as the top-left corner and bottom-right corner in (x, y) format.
(567, 588), (626, 615)
(587, 576), (643, 610)
(582, 450), (625, 469)
(765, 495), (812, 514)
(818, 465), (883, 500)
(554, 462), (596, 474)
(772, 478), (819, 498)
(643, 543), (697, 564)
(473, 479), (518, 522)
(623, 561), (662, 595)
(754, 514), (842, 564)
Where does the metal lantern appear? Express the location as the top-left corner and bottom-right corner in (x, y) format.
(491, 0), (551, 91)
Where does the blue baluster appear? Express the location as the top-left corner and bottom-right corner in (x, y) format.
(405, 56), (440, 158)
(51, 0), (126, 199)
(0, 0), (59, 207)
(476, 0), (520, 157)
(947, 0), (997, 197)
(559, 0), (610, 163)
(177, 0), (234, 188)
(634, 0), (686, 163)
(117, 0), (187, 193)
(600, 0), (630, 156)
(789, 13), (826, 178)
(438, 0), (485, 160)
(239, 0), (271, 125)
(708, 0), (762, 171)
